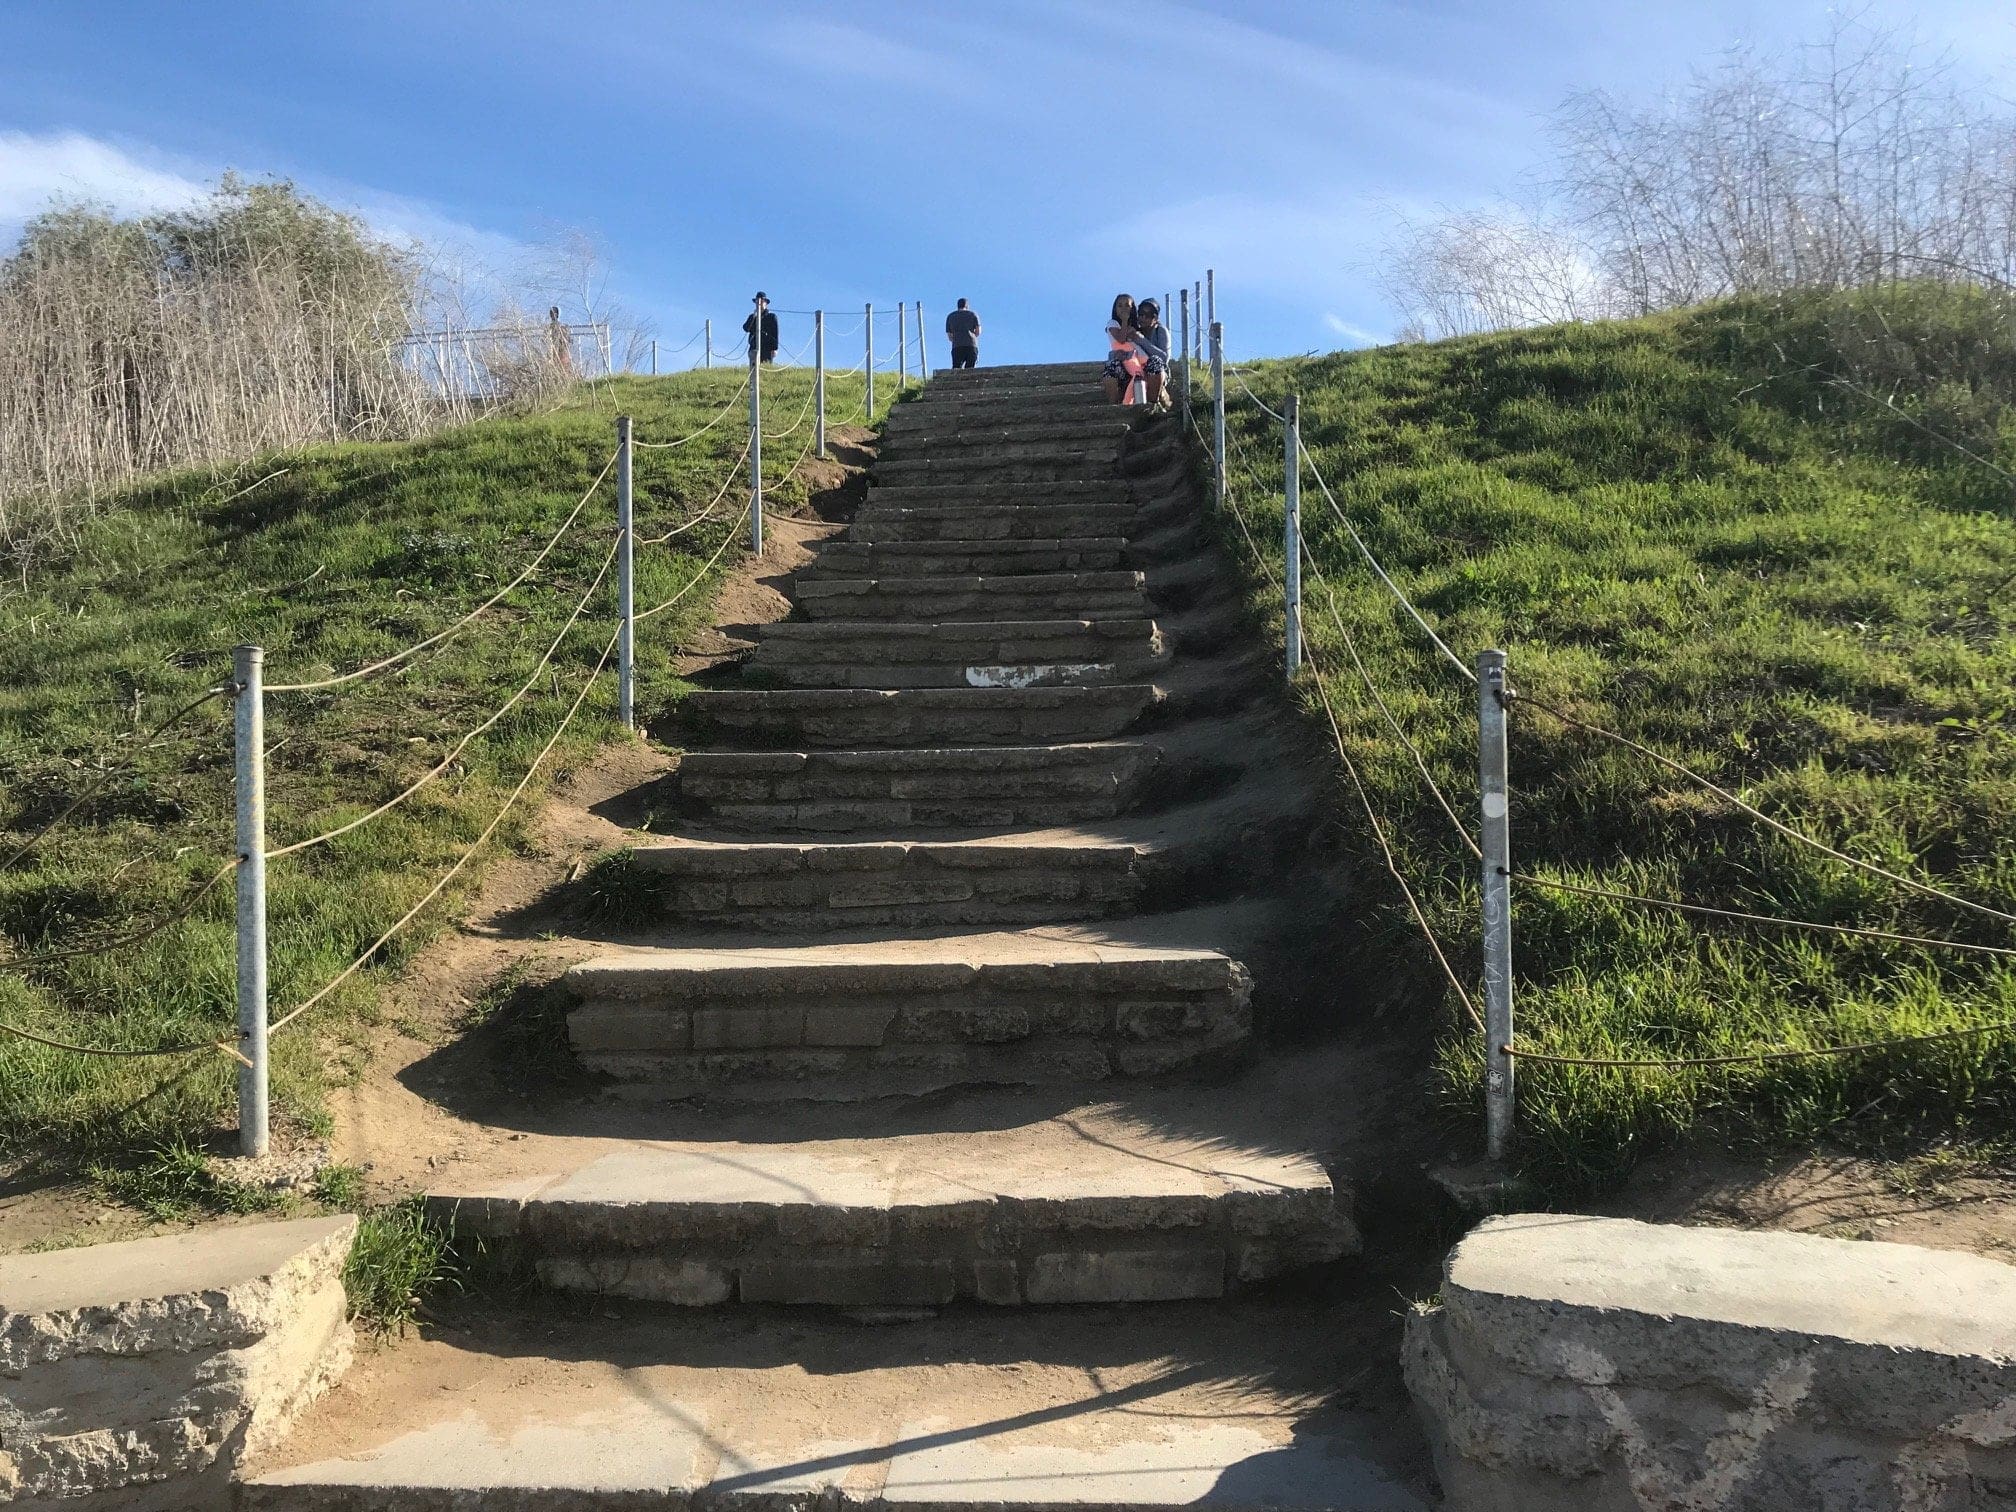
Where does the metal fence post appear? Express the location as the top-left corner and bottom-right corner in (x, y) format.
(649, 338), (658, 376)
(815, 310), (827, 459)
(232, 645), (268, 1159)
(1210, 321), (1226, 512)
(897, 302), (908, 389)
(1479, 648), (1515, 1163)
(1206, 268), (1216, 329)
(1284, 395), (1302, 679)
(866, 304), (875, 417)
(1178, 288), (1191, 427)
(749, 350), (764, 553)
(916, 301), (930, 379)
(704, 318), (712, 369)
(616, 415), (635, 731)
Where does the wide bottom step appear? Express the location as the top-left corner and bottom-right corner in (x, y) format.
(429, 1128), (1355, 1308)
(245, 1298), (1429, 1509)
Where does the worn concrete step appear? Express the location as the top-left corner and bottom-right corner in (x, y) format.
(627, 837), (1144, 931)
(796, 571), (1146, 622)
(565, 934), (1248, 1095)
(850, 500), (1134, 543)
(877, 431), (1127, 466)
(245, 1299), (1428, 1509)
(676, 741), (1158, 830)
(803, 537), (1127, 578)
(874, 453), (1117, 488)
(426, 1125), (1355, 1307)
(746, 617), (1167, 689)
(863, 479), (1131, 509)
(926, 361), (1105, 390)
(902, 392), (1119, 424)
(882, 407), (1140, 441)
(675, 684), (1160, 749)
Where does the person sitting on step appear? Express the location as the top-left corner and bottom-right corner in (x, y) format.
(1102, 293), (1145, 405)
(1132, 299), (1171, 410)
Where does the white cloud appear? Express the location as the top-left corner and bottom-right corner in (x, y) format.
(0, 130), (210, 233)
(1322, 313), (1387, 345)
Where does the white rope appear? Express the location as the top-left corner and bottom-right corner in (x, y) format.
(633, 370), (751, 449)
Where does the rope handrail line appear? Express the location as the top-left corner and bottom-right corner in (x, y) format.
(265, 536), (622, 861)
(633, 371), (751, 449)
(0, 1016), (239, 1062)
(1304, 549), (1482, 859)
(761, 374), (819, 440)
(0, 858), (238, 971)
(266, 450), (617, 694)
(1230, 369), (1287, 423)
(1219, 475), (1484, 1034)
(1504, 1014), (2016, 1069)
(634, 525), (739, 624)
(1511, 690), (2016, 929)
(2, 686), (230, 870)
(1300, 444), (1477, 686)
(637, 433), (751, 546)
(1509, 869), (2016, 959)
(655, 324), (707, 355)
(269, 625), (620, 1038)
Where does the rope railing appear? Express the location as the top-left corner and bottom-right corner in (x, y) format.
(264, 451), (618, 694)
(1189, 290), (2016, 1159)
(3, 300), (897, 1145)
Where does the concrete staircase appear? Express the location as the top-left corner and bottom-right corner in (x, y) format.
(254, 364), (1426, 1507)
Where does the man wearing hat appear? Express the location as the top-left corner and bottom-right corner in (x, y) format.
(743, 292), (780, 364)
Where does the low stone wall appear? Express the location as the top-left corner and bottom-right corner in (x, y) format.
(1, 1213), (356, 1509)
(1405, 1213), (2016, 1511)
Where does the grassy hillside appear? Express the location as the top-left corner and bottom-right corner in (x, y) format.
(0, 365), (891, 1159)
(1213, 286), (2016, 1191)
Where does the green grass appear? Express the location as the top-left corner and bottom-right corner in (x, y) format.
(341, 1196), (455, 1335)
(0, 364), (895, 1161)
(1210, 285), (2016, 1193)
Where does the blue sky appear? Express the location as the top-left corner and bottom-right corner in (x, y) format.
(4, 0), (2013, 365)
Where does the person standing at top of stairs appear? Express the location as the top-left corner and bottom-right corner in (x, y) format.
(946, 298), (981, 368)
(743, 292), (779, 364)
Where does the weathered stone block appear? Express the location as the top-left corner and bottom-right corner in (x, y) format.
(1023, 1249), (1225, 1304)
(739, 1256), (956, 1307)
(0, 1215), (355, 1506)
(1407, 1214), (2016, 1512)
(538, 1256), (733, 1306)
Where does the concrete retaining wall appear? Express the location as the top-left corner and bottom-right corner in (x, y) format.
(1, 1214), (356, 1508)
(1405, 1213), (2016, 1511)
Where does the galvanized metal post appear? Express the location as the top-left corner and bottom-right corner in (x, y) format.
(232, 645), (268, 1159)
(1478, 648), (1515, 1163)
(616, 415), (635, 731)
(814, 310), (827, 459)
(649, 338), (658, 376)
(749, 349), (764, 554)
(897, 302), (908, 389)
(916, 302), (930, 379)
(1284, 395), (1302, 679)
(1178, 289), (1191, 427)
(1193, 281), (1203, 363)
(704, 318), (712, 369)
(1206, 268), (1216, 329)
(865, 304), (875, 417)
(1210, 321), (1226, 511)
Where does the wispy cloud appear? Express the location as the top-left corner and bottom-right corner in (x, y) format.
(0, 130), (210, 234)
(1323, 313), (1387, 345)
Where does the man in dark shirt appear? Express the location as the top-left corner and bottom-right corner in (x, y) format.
(945, 299), (981, 369)
(743, 292), (779, 363)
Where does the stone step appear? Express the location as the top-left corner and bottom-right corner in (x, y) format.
(926, 361), (1105, 388)
(564, 934), (1248, 1095)
(882, 408), (1139, 441)
(796, 571), (1146, 621)
(426, 1125), (1355, 1307)
(627, 837), (1144, 931)
(874, 453), (1117, 488)
(675, 684), (1159, 749)
(246, 1299), (1427, 1510)
(849, 500), (1134, 542)
(676, 740), (1158, 830)
(877, 431), (1127, 466)
(803, 537), (1127, 578)
(746, 617), (1167, 689)
(863, 480), (1131, 509)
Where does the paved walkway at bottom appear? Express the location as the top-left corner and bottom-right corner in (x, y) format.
(246, 1299), (1430, 1509)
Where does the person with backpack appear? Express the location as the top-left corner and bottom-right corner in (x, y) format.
(945, 298), (981, 368)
